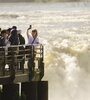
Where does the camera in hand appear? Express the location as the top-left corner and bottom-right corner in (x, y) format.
(28, 25), (32, 30)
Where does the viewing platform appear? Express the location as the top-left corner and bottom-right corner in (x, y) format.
(0, 44), (44, 84)
(0, 44), (48, 100)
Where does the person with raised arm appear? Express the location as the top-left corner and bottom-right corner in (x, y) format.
(26, 25), (39, 45)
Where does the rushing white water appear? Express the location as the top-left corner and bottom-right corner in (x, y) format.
(0, 2), (90, 100)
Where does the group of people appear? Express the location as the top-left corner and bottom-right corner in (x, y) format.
(0, 25), (39, 47)
(0, 25), (39, 75)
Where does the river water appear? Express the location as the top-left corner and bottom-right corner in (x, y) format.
(0, 2), (90, 100)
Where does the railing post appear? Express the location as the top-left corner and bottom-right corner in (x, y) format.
(3, 48), (6, 76)
(9, 48), (15, 83)
(0, 47), (6, 76)
(28, 45), (35, 81)
(38, 45), (44, 80)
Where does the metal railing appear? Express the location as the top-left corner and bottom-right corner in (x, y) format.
(0, 44), (44, 84)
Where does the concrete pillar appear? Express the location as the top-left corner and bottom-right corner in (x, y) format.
(21, 81), (48, 100)
(2, 83), (19, 100)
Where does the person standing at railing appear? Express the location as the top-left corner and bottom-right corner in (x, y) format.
(26, 25), (39, 79)
(17, 30), (25, 71)
(26, 25), (39, 45)
(7, 26), (19, 79)
(5, 28), (12, 47)
(0, 30), (6, 46)
(18, 30), (25, 45)
(9, 26), (19, 45)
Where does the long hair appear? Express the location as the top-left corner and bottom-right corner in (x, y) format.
(32, 29), (38, 37)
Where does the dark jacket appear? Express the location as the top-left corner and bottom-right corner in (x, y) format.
(9, 30), (19, 45)
(0, 36), (5, 46)
(18, 34), (25, 45)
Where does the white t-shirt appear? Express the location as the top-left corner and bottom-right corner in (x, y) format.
(28, 35), (39, 44)
(5, 39), (11, 55)
(5, 39), (11, 47)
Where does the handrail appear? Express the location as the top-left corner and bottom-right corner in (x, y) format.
(0, 44), (44, 84)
